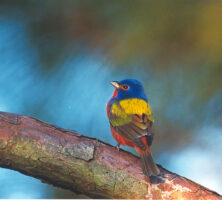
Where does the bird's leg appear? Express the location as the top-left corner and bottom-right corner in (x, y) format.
(115, 143), (120, 151)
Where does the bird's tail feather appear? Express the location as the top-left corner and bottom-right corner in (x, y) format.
(140, 149), (160, 177)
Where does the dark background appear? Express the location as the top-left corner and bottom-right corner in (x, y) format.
(0, 0), (222, 198)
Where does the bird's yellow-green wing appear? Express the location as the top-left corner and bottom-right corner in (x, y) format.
(108, 99), (154, 149)
(110, 98), (154, 123)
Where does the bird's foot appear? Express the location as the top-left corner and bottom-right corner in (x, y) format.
(115, 143), (120, 151)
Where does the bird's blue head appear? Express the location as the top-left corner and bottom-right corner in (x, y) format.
(110, 79), (148, 102)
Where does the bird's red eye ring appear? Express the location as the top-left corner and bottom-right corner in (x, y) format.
(122, 85), (129, 90)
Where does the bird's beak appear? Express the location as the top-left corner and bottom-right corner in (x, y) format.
(110, 81), (120, 89)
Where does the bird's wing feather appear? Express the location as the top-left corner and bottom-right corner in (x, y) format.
(109, 113), (154, 150)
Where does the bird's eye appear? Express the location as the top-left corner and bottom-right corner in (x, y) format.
(122, 85), (129, 90)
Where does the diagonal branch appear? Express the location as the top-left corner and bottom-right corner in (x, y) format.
(0, 111), (221, 199)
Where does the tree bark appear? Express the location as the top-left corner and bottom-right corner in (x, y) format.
(0, 111), (221, 199)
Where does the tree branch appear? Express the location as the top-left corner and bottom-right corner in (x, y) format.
(0, 111), (221, 199)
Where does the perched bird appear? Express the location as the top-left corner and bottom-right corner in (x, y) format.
(107, 79), (160, 177)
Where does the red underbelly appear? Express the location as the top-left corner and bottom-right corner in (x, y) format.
(110, 126), (134, 147)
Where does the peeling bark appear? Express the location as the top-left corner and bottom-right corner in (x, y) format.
(0, 111), (221, 199)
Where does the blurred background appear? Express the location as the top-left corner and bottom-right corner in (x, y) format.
(0, 0), (222, 198)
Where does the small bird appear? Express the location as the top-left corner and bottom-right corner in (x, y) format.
(107, 79), (160, 177)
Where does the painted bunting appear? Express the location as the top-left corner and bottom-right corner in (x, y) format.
(107, 79), (160, 177)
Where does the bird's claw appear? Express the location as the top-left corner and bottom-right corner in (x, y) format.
(116, 144), (120, 151)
